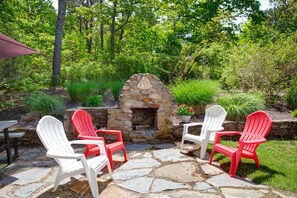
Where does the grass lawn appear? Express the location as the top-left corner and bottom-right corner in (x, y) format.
(208, 140), (297, 193)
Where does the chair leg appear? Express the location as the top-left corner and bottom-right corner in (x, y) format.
(209, 148), (215, 164)
(122, 148), (128, 161)
(229, 153), (237, 176)
(199, 144), (207, 159)
(253, 154), (261, 169)
(53, 169), (63, 192)
(106, 150), (114, 170)
(89, 168), (99, 198)
(180, 139), (184, 151)
(107, 162), (113, 179)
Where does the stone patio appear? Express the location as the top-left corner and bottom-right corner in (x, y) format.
(0, 143), (294, 198)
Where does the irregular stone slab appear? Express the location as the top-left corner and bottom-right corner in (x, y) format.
(20, 147), (46, 161)
(153, 148), (194, 162)
(151, 190), (221, 198)
(207, 174), (268, 188)
(125, 143), (153, 151)
(154, 162), (203, 182)
(221, 188), (266, 198)
(14, 183), (45, 198)
(130, 152), (152, 158)
(118, 177), (154, 193)
(0, 167), (51, 185)
(151, 179), (190, 193)
(113, 168), (152, 180)
(119, 158), (160, 170)
(201, 163), (223, 175)
(32, 160), (56, 167)
(154, 143), (176, 149)
(100, 185), (139, 198)
(193, 181), (214, 191)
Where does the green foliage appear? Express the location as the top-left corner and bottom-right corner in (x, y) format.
(108, 80), (125, 101)
(292, 109), (297, 117)
(221, 35), (297, 103)
(217, 93), (265, 121)
(66, 81), (99, 103)
(170, 80), (220, 106)
(114, 55), (147, 79)
(286, 79), (297, 110)
(83, 95), (103, 107)
(25, 91), (65, 117)
(177, 104), (195, 116)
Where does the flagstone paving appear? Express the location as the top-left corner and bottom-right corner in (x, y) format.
(0, 143), (295, 198)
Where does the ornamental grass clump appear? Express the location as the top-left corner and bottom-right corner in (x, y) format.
(217, 93), (265, 121)
(177, 104), (195, 116)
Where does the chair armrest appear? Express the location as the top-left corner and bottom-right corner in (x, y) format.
(70, 140), (107, 155)
(207, 127), (224, 132)
(95, 129), (123, 142)
(214, 131), (241, 144)
(46, 150), (84, 159)
(240, 138), (267, 144)
(182, 122), (202, 136)
(78, 134), (105, 141)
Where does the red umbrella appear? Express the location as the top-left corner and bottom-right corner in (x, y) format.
(0, 34), (37, 59)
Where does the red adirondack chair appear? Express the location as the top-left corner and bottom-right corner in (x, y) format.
(209, 111), (272, 176)
(72, 109), (128, 169)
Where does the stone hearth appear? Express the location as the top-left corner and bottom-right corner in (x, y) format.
(107, 73), (175, 142)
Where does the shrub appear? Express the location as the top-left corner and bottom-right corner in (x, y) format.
(292, 109), (297, 117)
(108, 80), (125, 101)
(217, 93), (265, 121)
(286, 80), (297, 110)
(170, 79), (220, 106)
(67, 81), (99, 103)
(25, 91), (65, 117)
(83, 95), (102, 107)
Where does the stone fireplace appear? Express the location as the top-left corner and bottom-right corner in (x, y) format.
(107, 73), (175, 142)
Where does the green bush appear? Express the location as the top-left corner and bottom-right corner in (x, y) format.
(217, 93), (265, 121)
(292, 109), (297, 117)
(108, 80), (125, 101)
(67, 81), (99, 103)
(25, 91), (65, 117)
(83, 95), (102, 107)
(286, 80), (297, 110)
(170, 79), (220, 106)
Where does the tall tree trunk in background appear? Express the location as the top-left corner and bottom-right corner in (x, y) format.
(100, 0), (104, 49)
(110, 0), (117, 58)
(52, 0), (67, 88)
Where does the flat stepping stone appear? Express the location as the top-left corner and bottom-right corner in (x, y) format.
(149, 190), (221, 198)
(0, 167), (51, 185)
(154, 162), (203, 182)
(100, 185), (139, 198)
(201, 163), (224, 175)
(119, 158), (160, 170)
(118, 177), (154, 193)
(221, 188), (267, 198)
(151, 179), (190, 193)
(125, 143), (153, 151)
(194, 181), (215, 191)
(113, 168), (152, 180)
(207, 174), (268, 188)
(14, 183), (45, 198)
(153, 148), (194, 162)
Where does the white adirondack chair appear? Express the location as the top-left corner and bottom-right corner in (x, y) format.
(36, 116), (112, 198)
(180, 105), (227, 159)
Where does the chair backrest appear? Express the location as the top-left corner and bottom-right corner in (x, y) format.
(201, 105), (227, 141)
(72, 109), (96, 136)
(240, 111), (272, 152)
(36, 116), (77, 168)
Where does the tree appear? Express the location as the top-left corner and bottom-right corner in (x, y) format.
(52, 0), (67, 87)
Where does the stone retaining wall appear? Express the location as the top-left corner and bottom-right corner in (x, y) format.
(14, 108), (297, 146)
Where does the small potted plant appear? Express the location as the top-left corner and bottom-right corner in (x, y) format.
(177, 104), (195, 123)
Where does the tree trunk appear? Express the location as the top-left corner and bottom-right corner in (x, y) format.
(52, 0), (67, 88)
(100, 0), (104, 49)
(110, 0), (117, 58)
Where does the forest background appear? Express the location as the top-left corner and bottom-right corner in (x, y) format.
(0, 0), (297, 108)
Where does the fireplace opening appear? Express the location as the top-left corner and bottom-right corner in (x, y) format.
(131, 108), (157, 131)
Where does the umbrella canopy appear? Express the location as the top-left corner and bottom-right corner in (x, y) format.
(0, 34), (37, 59)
